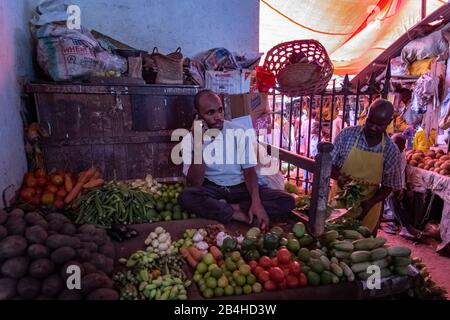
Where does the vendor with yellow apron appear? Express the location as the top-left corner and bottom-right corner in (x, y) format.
(330, 99), (403, 234)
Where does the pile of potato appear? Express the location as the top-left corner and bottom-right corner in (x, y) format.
(0, 208), (118, 300)
(406, 149), (450, 177)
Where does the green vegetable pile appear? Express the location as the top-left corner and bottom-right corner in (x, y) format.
(73, 182), (158, 227)
(333, 181), (369, 212)
(114, 250), (191, 300)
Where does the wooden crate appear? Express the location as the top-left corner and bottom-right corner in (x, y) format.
(25, 83), (199, 180)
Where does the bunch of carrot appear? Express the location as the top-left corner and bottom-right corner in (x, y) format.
(64, 167), (105, 204)
(180, 246), (223, 268)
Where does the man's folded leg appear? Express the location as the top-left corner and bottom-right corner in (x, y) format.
(178, 185), (235, 224)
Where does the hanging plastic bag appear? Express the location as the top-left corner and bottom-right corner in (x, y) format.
(255, 67), (276, 93)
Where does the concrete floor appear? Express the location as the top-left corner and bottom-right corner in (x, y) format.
(379, 228), (450, 299)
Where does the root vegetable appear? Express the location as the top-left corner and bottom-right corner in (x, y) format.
(81, 272), (113, 294)
(83, 179), (105, 189)
(90, 253), (107, 270)
(17, 277), (40, 300)
(80, 241), (98, 252)
(5, 217), (26, 235)
(180, 247), (197, 268)
(76, 249), (93, 262)
(41, 274), (64, 297)
(9, 208), (24, 218)
(78, 224), (97, 235)
(1, 256), (29, 279)
(45, 235), (80, 250)
(27, 244), (50, 259)
(0, 278), (17, 300)
(29, 259), (55, 279)
(58, 289), (82, 300)
(187, 247), (204, 262)
(48, 219), (64, 232)
(60, 223), (76, 236)
(0, 225), (7, 240)
(0, 235), (28, 259)
(0, 209), (7, 224)
(103, 257), (114, 275)
(99, 243), (115, 259)
(46, 213), (71, 223)
(51, 247), (76, 264)
(25, 225), (48, 244)
(86, 288), (119, 300)
(64, 174), (73, 193)
(82, 262), (97, 274)
(209, 246), (222, 261)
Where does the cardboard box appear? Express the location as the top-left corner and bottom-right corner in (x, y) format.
(226, 93), (270, 120)
(205, 69), (252, 94)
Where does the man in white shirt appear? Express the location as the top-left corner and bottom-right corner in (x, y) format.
(178, 90), (295, 229)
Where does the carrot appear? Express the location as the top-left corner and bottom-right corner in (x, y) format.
(88, 170), (101, 182)
(180, 247), (198, 268)
(209, 246), (223, 261)
(64, 174), (73, 193)
(83, 178), (105, 189)
(187, 247), (205, 262)
(83, 167), (97, 183)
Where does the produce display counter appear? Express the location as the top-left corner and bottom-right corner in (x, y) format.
(113, 218), (417, 300)
(406, 165), (450, 252)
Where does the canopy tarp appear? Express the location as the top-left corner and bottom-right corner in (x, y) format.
(260, 0), (446, 76)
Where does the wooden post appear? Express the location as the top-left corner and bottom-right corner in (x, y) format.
(309, 142), (334, 237)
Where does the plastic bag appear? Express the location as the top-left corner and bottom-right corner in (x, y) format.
(255, 67), (276, 93)
(390, 56), (408, 76)
(439, 89), (450, 130)
(403, 105), (423, 126)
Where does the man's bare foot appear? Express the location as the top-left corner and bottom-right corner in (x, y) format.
(230, 204), (251, 224)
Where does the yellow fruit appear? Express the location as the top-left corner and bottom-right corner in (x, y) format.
(243, 284), (252, 294)
(203, 253), (215, 265)
(203, 288), (214, 298)
(231, 251), (241, 262)
(218, 276), (229, 288)
(239, 264), (251, 276)
(206, 277), (217, 289)
(196, 262), (208, 275)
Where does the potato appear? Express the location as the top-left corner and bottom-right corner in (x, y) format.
(8, 208), (24, 218)
(80, 272), (113, 294)
(78, 224), (96, 235)
(35, 296), (52, 300)
(32, 219), (49, 230)
(17, 277), (41, 300)
(46, 235), (80, 250)
(99, 243), (115, 259)
(5, 217), (26, 235)
(92, 235), (107, 246)
(24, 212), (43, 225)
(29, 259), (55, 279)
(86, 288), (119, 300)
(58, 289), (82, 300)
(0, 225), (7, 240)
(48, 219), (64, 232)
(76, 233), (93, 242)
(60, 223), (76, 236)
(61, 261), (85, 281)
(0, 209), (7, 225)
(409, 160), (418, 166)
(94, 228), (107, 238)
(0, 235), (27, 259)
(80, 241), (98, 252)
(51, 246), (76, 264)
(41, 274), (64, 297)
(27, 244), (50, 259)
(76, 248), (93, 262)
(46, 213), (70, 223)
(103, 257), (114, 275)
(1, 256), (29, 279)
(82, 262), (97, 274)
(0, 278), (17, 300)
(90, 253), (107, 270)
(25, 225), (48, 244)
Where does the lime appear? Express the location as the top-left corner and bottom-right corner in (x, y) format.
(204, 272), (211, 280)
(208, 264), (219, 272)
(182, 212), (190, 220)
(203, 288), (214, 299)
(156, 201), (165, 211)
(214, 287), (224, 297)
(243, 284), (252, 294)
(231, 251), (241, 262)
(160, 211), (172, 220)
(217, 276), (229, 288)
(164, 215), (172, 221)
(206, 277), (217, 289)
(211, 268), (223, 279)
(200, 284), (207, 292)
(224, 271), (232, 278)
(172, 198), (178, 205)
(147, 209), (158, 217)
(173, 212), (182, 220)
(203, 253), (215, 265)
(246, 274), (257, 285)
(197, 262), (208, 274)
(232, 270), (241, 280)
(224, 285), (234, 296)
(239, 264), (251, 276)
(236, 275), (246, 287)
(252, 283), (263, 293)
(225, 258), (237, 271)
(173, 205), (182, 213)
(234, 286), (243, 295)
(287, 239), (301, 253)
(193, 273), (203, 282)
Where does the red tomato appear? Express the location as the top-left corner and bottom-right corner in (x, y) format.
(34, 169), (47, 179)
(56, 189), (67, 198)
(54, 199), (65, 209)
(278, 279), (287, 290)
(299, 273), (308, 287)
(282, 267), (290, 278)
(277, 248), (292, 265)
(289, 261), (301, 276)
(41, 193), (55, 206)
(45, 184), (58, 194)
(286, 275), (299, 288)
(271, 257), (278, 267)
(269, 267), (285, 283)
(36, 177), (47, 187)
(24, 173), (37, 188)
(249, 261), (258, 271)
(35, 188), (44, 196)
(259, 256), (272, 270)
(30, 197), (41, 206)
(254, 266), (264, 277)
(258, 270), (270, 283)
(50, 174), (64, 187)
(264, 280), (277, 291)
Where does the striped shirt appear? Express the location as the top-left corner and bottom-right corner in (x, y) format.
(331, 126), (403, 190)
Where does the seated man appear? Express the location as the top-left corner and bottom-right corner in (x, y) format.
(178, 90), (295, 229)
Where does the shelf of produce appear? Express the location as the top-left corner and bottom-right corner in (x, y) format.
(112, 218), (417, 300)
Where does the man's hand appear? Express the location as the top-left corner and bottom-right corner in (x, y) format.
(358, 199), (376, 220)
(337, 174), (352, 189)
(248, 201), (269, 230)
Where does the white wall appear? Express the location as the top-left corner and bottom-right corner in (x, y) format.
(0, 0), (36, 205)
(69, 0), (260, 56)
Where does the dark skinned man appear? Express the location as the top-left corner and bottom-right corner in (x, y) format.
(330, 99), (402, 234)
(178, 90), (295, 230)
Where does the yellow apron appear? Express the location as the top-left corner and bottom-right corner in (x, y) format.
(332, 132), (385, 232)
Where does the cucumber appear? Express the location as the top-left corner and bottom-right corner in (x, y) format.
(395, 266), (409, 276)
(343, 230), (364, 240)
(331, 274), (340, 284)
(380, 268), (392, 278)
(372, 258), (389, 269)
(298, 234), (315, 246)
(392, 257), (411, 267)
(350, 251), (371, 263)
(387, 246), (411, 257)
(371, 248), (388, 261)
(330, 263), (343, 277)
(297, 248), (311, 262)
(351, 262), (371, 274)
(301, 265), (311, 274)
(357, 226), (373, 238)
(333, 241), (354, 252)
(357, 271), (371, 280)
(309, 258), (324, 274)
(319, 255), (331, 270)
(334, 250), (351, 259)
(353, 237), (386, 251)
(307, 271), (321, 286)
(310, 250), (324, 259)
(323, 230), (339, 242)
(320, 271), (333, 285)
(347, 273), (355, 282)
(330, 257), (339, 264)
(339, 261), (353, 278)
